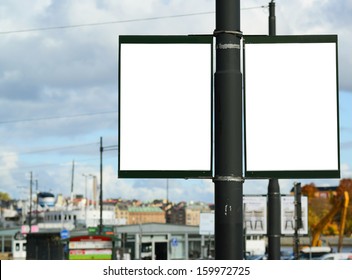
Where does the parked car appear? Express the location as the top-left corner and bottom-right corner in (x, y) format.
(298, 246), (332, 260)
(319, 253), (352, 260)
(280, 250), (294, 260)
(245, 254), (266, 260)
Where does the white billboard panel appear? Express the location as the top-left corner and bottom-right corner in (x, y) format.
(243, 196), (267, 235)
(199, 195), (308, 236)
(199, 212), (215, 235)
(244, 35), (339, 179)
(281, 196), (308, 235)
(199, 197), (267, 236)
(118, 36), (213, 178)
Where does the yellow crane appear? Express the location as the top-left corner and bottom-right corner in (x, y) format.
(311, 191), (349, 251)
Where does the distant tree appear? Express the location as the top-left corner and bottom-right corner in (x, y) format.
(0, 192), (11, 201)
(338, 178), (352, 197)
(302, 183), (318, 198)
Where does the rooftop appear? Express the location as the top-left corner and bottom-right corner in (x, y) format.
(128, 206), (163, 213)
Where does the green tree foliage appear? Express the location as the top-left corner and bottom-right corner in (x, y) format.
(0, 192), (11, 201)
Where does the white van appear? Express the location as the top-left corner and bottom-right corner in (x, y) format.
(320, 253), (352, 260)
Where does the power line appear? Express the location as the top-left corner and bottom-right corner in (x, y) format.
(0, 110), (117, 125)
(0, 157), (98, 172)
(0, 142), (99, 159)
(19, 142), (100, 155)
(0, 12), (213, 35)
(0, 141), (119, 159)
(0, 7), (267, 35)
(0, 142), (118, 171)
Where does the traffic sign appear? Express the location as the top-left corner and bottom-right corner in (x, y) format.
(171, 238), (178, 247)
(60, 229), (70, 239)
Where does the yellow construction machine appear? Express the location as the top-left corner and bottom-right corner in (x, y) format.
(311, 191), (349, 252)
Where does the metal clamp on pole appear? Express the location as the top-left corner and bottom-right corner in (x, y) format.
(213, 176), (245, 183)
(214, 30), (243, 50)
(213, 29), (243, 38)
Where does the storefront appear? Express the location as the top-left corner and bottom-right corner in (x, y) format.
(114, 223), (214, 260)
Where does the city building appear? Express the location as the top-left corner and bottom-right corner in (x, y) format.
(128, 206), (165, 224)
(167, 201), (211, 226)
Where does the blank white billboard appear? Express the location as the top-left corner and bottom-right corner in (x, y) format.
(244, 35), (339, 178)
(118, 36), (213, 178)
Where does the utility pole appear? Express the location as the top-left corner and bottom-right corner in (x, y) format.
(92, 175), (97, 210)
(97, 138), (117, 234)
(166, 178), (169, 203)
(214, 0), (243, 259)
(35, 179), (38, 224)
(99, 136), (103, 234)
(293, 182), (302, 259)
(29, 171), (33, 233)
(267, 0), (281, 260)
(82, 174), (92, 226)
(269, 0), (276, 36)
(70, 160), (75, 203)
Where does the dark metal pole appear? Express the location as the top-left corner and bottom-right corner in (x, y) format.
(293, 182), (302, 259)
(214, 0), (243, 260)
(71, 160), (75, 194)
(35, 179), (38, 224)
(267, 0), (281, 260)
(99, 136), (103, 234)
(29, 171), (33, 233)
(267, 179), (281, 259)
(269, 0), (276, 36)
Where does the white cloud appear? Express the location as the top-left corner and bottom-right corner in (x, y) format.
(0, 151), (21, 197)
(341, 163), (352, 178)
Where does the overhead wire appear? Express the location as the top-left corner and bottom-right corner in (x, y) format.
(0, 142), (99, 161)
(0, 6), (267, 35)
(18, 142), (100, 155)
(0, 140), (119, 158)
(0, 142), (118, 171)
(0, 110), (117, 125)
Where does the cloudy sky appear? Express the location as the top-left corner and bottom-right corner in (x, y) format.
(0, 0), (351, 203)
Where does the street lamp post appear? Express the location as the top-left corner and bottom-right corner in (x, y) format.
(82, 174), (89, 227)
(82, 174), (89, 208)
(29, 171), (33, 233)
(82, 173), (95, 227)
(100, 137), (103, 234)
(17, 186), (27, 224)
(98, 136), (118, 234)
